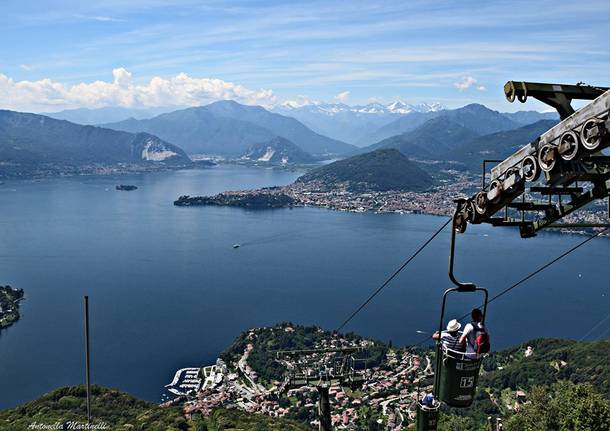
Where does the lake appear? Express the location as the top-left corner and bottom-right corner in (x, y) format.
(0, 165), (608, 409)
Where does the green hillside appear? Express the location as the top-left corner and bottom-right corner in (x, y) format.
(296, 148), (434, 192)
(481, 338), (610, 397)
(0, 385), (192, 431)
(0, 386), (313, 431)
(370, 117), (479, 158)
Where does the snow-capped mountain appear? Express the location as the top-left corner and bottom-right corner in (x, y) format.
(272, 100), (445, 146)
(277, 100), (445, 116)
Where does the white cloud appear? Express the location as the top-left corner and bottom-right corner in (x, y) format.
(19, 64), (34, 71)
(453, 76), (487, 92)
(334, 90), (351, 103)
(0, 68), (276, 112)
(454, 76), (478, 91)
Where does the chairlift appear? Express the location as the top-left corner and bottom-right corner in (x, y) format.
(416, 211), (489, 430)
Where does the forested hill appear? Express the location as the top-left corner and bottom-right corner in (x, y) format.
(0, 386), (309, 431)
(296, 148), (434, 192)
(481, 337), (610, 397)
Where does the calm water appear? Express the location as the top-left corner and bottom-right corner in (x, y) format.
(0, 165), (608, 409)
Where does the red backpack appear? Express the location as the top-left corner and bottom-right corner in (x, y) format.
(473, 325), (490, 354)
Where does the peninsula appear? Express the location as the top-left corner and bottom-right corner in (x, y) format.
(174, 149), (464, 215)
(173, 148), (610, 230)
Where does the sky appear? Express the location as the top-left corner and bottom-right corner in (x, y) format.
(1, 0), (609, 113)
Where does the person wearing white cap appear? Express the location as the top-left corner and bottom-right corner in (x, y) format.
(432, 319), (464, 352)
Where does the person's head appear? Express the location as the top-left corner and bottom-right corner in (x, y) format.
(446, 319), (461, 334)
(471, 308), (483, 322)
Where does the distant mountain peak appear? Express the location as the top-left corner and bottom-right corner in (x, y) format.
(276, 100), (446, 115)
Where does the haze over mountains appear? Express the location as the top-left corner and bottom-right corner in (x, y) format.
(273, 101), (445, 145)
(102, 101), (354, 157)
(47, 106), (182, 125)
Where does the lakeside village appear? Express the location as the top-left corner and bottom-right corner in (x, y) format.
(174, 172), (610, 231)
(161, 324), (533, 430)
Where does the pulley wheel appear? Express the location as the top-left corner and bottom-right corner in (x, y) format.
(558, 131), (580, 161)
(453, 200), (473, 233)
(488, 179), (503, 204)
(521, 155), (540, 182)
(538, 144), (557, 172)
(474, 191), (488, 215)
(504, 167), (521, 192)
(580, 118), (603, 151)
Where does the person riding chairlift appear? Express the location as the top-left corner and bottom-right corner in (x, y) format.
(432, 319), (464, 353)
(459, 308), (490, 359)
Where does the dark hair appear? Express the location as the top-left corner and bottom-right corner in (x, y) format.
(471, 308), (483, 321)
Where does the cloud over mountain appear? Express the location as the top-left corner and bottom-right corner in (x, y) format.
(454, 75), (485, 91)
(0, 68), (277, 112)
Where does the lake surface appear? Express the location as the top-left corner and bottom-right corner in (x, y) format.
(0, 165), (608, 409)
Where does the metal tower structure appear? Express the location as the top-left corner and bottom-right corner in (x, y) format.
(276, 347), (367, 431)
(453, 81), (610, 237)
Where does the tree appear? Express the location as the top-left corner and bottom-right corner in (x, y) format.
(437, 414), (474, 431)
(505, 382), (610, 431)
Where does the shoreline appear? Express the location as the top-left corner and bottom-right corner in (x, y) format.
(175, 183), (610, 239)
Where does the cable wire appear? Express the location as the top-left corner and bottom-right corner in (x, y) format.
(335, 217), (452, 332)
(579, 315), (610, 341)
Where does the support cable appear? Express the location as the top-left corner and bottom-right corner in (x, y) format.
(579, 315), (610, 341)
(335, 217), (452, 333)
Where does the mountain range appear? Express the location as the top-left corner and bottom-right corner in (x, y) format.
(356, 105), (558, 167)
(273, 101), (445, 145)
(0, 110), (190, 169)
(274, 101), (557, 146)
(446, 119), (558, 170)
(42, 102), (557, 150)
(102, 100), (355, 157)
(0, 99), (560, 178)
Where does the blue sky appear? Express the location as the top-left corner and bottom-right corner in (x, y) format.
(1, 0), (609, 112)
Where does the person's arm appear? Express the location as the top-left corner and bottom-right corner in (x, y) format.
(459, 325), (471, 345)
(432, 331), (440, 340)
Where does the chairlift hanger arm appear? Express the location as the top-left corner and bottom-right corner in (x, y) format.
(505, 81), (610, 120)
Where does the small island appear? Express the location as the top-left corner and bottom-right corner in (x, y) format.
(0, 285), (24, 331)
(116, 184), (138, 191)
